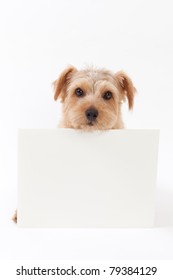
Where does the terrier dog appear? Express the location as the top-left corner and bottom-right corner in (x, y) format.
(12, 66), (136, 223)
(53, 66), (136, 130)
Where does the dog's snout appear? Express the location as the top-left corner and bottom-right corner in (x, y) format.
(85, 108), (98, 122)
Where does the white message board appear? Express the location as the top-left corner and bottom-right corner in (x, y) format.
(17, 129), (159, 228)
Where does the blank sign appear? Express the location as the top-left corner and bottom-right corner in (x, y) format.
(17, 129), (159, 228)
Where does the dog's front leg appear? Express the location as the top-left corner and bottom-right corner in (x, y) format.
(12, 210), (17, 223)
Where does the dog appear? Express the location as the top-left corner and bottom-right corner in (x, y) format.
(12, 65), (136, 223)
(53, 66), (136, 130)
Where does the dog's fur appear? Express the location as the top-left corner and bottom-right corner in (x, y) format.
(12, 66), (136, 223)
(53, 66), (136, 130)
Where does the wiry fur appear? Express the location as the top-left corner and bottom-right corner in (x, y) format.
(53, 66), (136, 130)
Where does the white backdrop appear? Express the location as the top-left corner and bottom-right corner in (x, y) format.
(0, 0), (173, 260)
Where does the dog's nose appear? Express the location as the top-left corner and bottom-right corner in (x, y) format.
(85, 108), (98, 122)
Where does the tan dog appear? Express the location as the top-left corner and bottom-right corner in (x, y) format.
(12, 66), (136, 223)
(53, 66), (136, 130)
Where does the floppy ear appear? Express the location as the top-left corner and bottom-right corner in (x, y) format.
(53, 66), (77, 101)
(115, 71), (136, 110)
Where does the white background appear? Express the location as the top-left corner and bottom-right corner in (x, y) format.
(0, 0), (173, 260)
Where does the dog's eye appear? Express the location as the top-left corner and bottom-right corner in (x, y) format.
(103, 91), (112, 100)
(75, 88), (84, 97)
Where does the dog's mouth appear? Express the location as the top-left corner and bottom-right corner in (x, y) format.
(87, 121), (94, 126)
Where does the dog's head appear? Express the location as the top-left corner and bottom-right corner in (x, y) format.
(53, 66), (136, 130)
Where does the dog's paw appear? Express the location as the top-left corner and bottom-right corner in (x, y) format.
(12, 210), (17, 223)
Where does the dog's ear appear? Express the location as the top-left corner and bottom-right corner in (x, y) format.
(115, 71), (136, 110)
(53, 66), (77, 101)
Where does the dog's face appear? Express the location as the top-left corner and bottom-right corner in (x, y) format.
(53, 66), (136, 130)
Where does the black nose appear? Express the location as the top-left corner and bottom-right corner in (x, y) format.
(85, 108), (98, 122)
